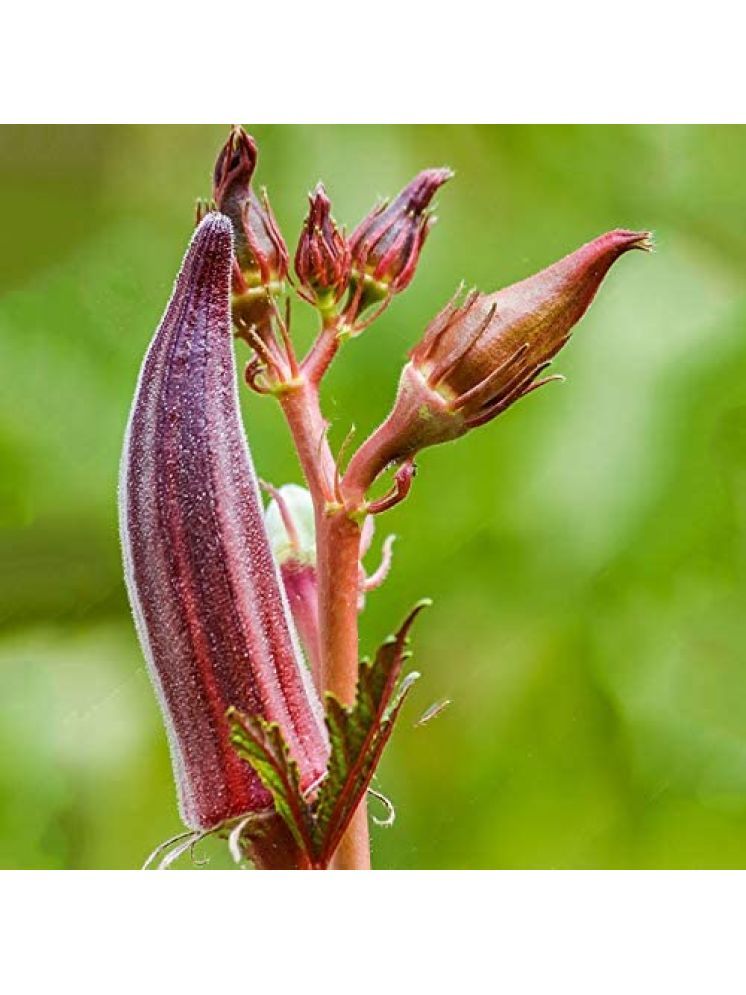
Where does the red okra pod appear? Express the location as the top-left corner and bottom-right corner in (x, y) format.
(119, 213), (328, 832)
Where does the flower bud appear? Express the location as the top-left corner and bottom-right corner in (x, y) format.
(119, 213), (327, 832)
(348, 167), (453, 307)
(294, 183), (351, 305)
(212, 125), (289, 291)
(344, 229), (652, 496)
(264, 484), (320, 681)
(265, 483), (316, 567)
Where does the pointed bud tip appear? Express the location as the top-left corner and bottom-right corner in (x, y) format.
(228, 124), (258, 162)
(606, 228), (655, 254)
(308, 182), (332, 216)
(420, 166), (455, 184)
(633, 229), (655, 252)
(213, 126), (258, 199)
(406, 167), (454, 211)
(435, 166), (455, 183)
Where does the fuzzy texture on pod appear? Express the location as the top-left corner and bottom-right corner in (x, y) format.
(344, 229), (652, 496)
(119, 213), (328, 831)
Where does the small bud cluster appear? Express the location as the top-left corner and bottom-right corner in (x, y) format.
(209, 127), (454, 389)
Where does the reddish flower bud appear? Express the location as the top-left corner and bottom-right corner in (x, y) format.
(119, 213), (328, 833)
(212, 125), (289, 290)
(348, 167), (453, 304)
(344, 229), (652, 497)
(212, 125), (258, 225)
(294, 183), (351, 304)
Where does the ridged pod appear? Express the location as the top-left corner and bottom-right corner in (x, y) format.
(119, 213), (328, 831)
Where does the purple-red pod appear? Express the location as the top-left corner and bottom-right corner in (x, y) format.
(119, 213), (328, 831)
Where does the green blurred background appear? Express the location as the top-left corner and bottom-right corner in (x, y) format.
(1, 124), (745, 869)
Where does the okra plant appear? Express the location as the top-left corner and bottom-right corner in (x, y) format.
(119, 126), (651, 870)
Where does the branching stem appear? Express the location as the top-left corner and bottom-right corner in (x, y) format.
(276, 311), (371, 869)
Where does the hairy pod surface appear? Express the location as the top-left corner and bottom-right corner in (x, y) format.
(119, 214), (327, 831)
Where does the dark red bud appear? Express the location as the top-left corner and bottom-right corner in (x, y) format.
(344, 229), (652, 498)
(244, 186), (290, 286)
(213, 125), (258, 215)
(294, 183), (351, 303)
(212, 126), (289, 290)
(349, 167), (453, 300)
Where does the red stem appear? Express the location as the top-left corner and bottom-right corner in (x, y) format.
(278, 382), (336, 504)
(316, 513), (360, 700)
(302, 312), (342, 386)
(316, 511), (370, 870)
(278, 363), (371, 870)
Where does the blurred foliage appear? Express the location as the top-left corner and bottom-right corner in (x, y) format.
(1, 124), (745, 869)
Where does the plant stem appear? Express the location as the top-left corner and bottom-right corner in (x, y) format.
(278, 374), (371, 870)
(316, 510), (370, 870)
(278, 381), (336, 506)
(316, 512), (360, 699)
(302, 310), (342, 385)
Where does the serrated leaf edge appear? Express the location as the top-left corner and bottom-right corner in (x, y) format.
(227, 708), (318, 858)
(227, 601), (429, 868)
(314, 602), (428, 863)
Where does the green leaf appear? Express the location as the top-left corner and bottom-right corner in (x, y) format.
(227, 601), (429, 868)
(227, 708), (318, 858)
(314, 600), (429, 865)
